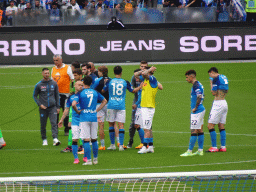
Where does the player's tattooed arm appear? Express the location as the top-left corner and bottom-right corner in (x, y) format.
(158, 82), (163, 90)
(134, 70), (142, 78)
(142, 66), (156, 78)
(192, 95), (202, 113)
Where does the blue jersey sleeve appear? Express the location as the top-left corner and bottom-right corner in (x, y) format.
(149, 76), (158, 88)
(193, 82), (203, 96)
(97, 92), (105, 102)
(91, 77), (101, 89)
(126, 80), (134, 92)
(73, 93), (80, 103)
(209, 77), (213, 81)
(212, 75), (229, 91)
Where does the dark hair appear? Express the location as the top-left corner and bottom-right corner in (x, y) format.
(208, 67), (218, 73)
(185, 69), (196, 76)
(73, 69), (82, 76)
(83, 76), (93, 86)
(134, 68), (141, 73)
(81, 63), (91, 69)
(98, 65), (108, 77)
(71, 61), (80, 69)
(42, 68), (49, 71)
(114, 65), (122, 75)
(140, 60), (148, 65)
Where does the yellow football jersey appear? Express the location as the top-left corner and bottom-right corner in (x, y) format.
(141, 79), (158, 108)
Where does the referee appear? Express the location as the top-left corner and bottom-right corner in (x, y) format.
(51, 54), (74, 135)
(33, 68), (61, 146)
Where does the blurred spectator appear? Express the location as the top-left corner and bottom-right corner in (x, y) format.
(163, 0), (181, 7)
(5, 0), (18, 26)
(67, 0), (82, 14)
(35, 0), (45, 9)
(95, 0), (104, 8)
(116, 0), (136, 12)
(107, 16), (125, 29)
(162, 0), (170, 7)
(49, 1), (61, 22)
(25, 2), (32, 9)
(170, 0), (182, 7)
(61, 0), (70, 9)
(17, 0), (27, 10)
(0, 4), (3, 27)
(102, 0), (110, 7)
(41, 0), (53, 9)
(78, 0), (88, 8)
(87, 0), (96, 9)
(216, 0), (229, 21)
(186, 0), (202, 7)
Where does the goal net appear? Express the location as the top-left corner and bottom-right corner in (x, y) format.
(0, 170), (255, 192)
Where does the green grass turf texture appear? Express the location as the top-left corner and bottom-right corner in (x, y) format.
(0, 62), (255, 178)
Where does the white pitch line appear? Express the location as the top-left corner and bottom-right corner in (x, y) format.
(1, 59), (256, 68)
(0, 160), (255, 175)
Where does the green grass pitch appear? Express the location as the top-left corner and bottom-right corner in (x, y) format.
(0, 62), (255, 178)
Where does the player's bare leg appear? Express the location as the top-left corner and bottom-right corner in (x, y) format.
(98, 122), (105, 150)
(114, 123), (120, 146)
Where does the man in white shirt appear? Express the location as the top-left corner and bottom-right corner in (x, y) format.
(67, 0), (82, 15)
(5, 1), (18, 26)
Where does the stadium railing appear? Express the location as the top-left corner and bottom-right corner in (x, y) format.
(0, 170), (255, 191)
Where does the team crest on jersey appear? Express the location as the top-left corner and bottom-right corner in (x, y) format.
(51, 85), (54, 90)
(143, 83), (147, 87)
(41, 86), (46, 91)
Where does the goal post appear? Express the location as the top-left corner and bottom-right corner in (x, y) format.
(1, 170), (256, 192)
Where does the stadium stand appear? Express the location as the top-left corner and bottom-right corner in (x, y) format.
(0, 0), (247, 27)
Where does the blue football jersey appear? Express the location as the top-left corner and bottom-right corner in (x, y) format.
(66, 95), (80, 126)
(191, 81), (205, 114)
(103, 78), (133, 110)
(212, 74), (229, 91)
(74, 88), (105, 122)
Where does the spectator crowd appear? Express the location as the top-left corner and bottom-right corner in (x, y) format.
(0, 0), (246, 26)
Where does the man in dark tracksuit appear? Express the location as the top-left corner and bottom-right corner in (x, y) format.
(33, 68), (61, 146)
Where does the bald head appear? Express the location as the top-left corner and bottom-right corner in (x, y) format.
(74, 81), (84, 92)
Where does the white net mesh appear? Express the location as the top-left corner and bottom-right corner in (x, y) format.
(1, 170), (255, 192)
